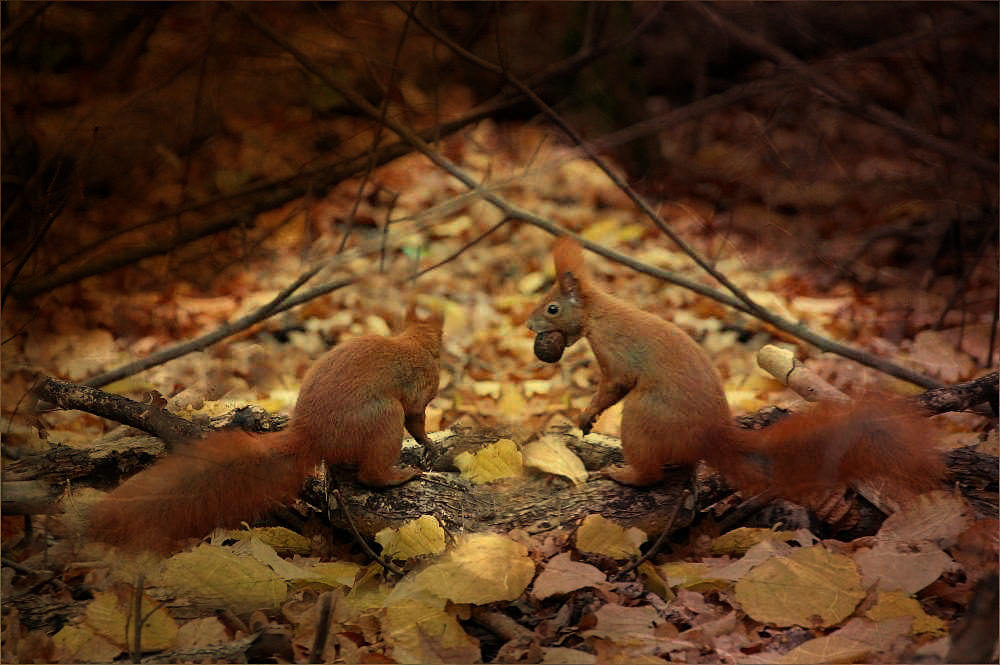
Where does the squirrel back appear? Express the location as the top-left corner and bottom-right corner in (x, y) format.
(292, 305), (443, 481)
(528, 237), (943, 503)
(89, 305), (443, 553)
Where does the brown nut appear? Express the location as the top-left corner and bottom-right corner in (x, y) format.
(533, 330), (566, 363)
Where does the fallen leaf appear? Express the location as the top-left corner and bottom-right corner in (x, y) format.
(876, 491), (971, 546)
(382, 600), (481, 664)
(576, 514), (646, 559)
(176, 617), (229, 650)
(540, 646), (598, 663)
(866, 591), (947, 636)
(498, 385), (528, 420)
(453, 438), (524, 483)
(906, 330), (977, 382)
(389, 533), (535, 605)
(155, 544), (288, 613)
(532, 552), (606, 600)
(735, 545), (864, 627)
(853, 541), (951, 594)
(523, 436), (589, 485)
(779, 617), (911, 664)
(710, 527), (800, 556)
(307, 561), (363, 589)
(51, 625), (121, 664)
(376, 515), (447, 559)
(231, 533), (321, 581)
(582, 603), (661, 640)
(85, 590), (177, 651)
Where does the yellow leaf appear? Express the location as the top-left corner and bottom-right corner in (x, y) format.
(52, 625), (122, 663)
(453, 438), (523, 483)
(522, 436), (589, 485)
(376, 515), (447, 559)
(661, 561), (712, 589)
(389, 533), (535, 605)
(155, 544), (287, 613)
(231, 533), (321, 581)
(539, 647), (597, 663)
(228, 526), (312, 555)
(779, 633), (871, 664)
(638, 561), (675, 601)
(85, 591), (177, 652)
(710, 527), (799, 556)
(735, 545), (864, 627)
(382, 601), (481, 664)
(518, 271), (547, 295)
(472, 381), (501, 398)
(576, 514), (646, 559)
(866, 591), (947, 636)
(308, 561), (363, 589)
(523, 379), (552, 397)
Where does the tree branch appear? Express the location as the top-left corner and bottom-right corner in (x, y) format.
(82, 266), (340, 389)
(694, 4), (997, 177)
(236, 3), (947, 390)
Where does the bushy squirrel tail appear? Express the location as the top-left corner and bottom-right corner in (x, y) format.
(89, 428), (310, 553)
(706, 396), (944, 503)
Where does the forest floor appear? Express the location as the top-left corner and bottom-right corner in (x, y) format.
(2, 4), (997, 664)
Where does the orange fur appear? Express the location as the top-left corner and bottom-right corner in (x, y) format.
(527, 237), (943, 502)
(88, 429), (308, 553)
(89, 307), (443, 552)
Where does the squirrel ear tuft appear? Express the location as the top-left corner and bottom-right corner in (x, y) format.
(552, 236), (585, 275)
(552, 236), (586, 303)
(405, 300), (444, 328)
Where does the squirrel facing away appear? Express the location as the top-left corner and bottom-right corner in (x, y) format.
(526, 237), (944, 502)
(89, 305), (443, 553)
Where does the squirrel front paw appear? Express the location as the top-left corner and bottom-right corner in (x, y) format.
(578, 413), (595, 435)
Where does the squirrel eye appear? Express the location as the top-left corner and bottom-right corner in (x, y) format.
(546, 303), (560, 315)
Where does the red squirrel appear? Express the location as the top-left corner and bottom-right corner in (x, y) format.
(527, 237), (943, 502)
(89, 305), (443, 553)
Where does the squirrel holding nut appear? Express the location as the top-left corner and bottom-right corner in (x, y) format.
(89, 305), (443, 553)
(527, 236), (943, 502)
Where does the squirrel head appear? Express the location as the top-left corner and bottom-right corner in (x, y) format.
(403, 301), (444, 347)
(526, 237), (588, 362)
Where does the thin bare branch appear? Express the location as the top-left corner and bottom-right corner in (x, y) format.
(588, 11), (993, 160)
(411, 217), (512, 282)
(83, 265), (332, 389)
(9, 3), (657, 302)
(236, 3), (945, 390)
(340, 3), (415, 254)
(0, 1), (52, 45)
(694, 3), (997, 177)
(404, 2), (772, 322)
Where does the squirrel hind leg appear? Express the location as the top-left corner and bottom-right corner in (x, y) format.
(354, 402), (420, 487)
(607, 405), (703, 486)
(605, 463), (665, 486)
(606, 436), (669, 487)
(359, 463), (419, 487)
